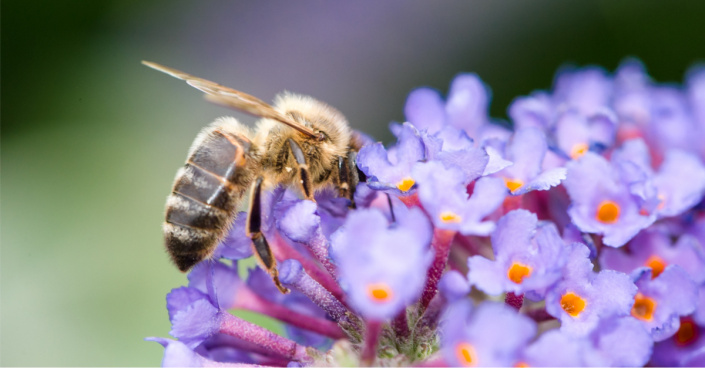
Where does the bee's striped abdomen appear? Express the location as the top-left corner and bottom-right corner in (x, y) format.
(164, 127), (253, 271)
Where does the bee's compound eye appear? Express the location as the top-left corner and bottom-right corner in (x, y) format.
(316, 131), (326, 141)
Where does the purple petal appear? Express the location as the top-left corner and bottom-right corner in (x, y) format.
(214, 213), (253, 260)
(170, 299), (221, 348)
(504, 128), (547, 182)
(404, 87), (446, 134)
(438, 270), (470, 302)
(278, 200), (319, 243)
(654, 150), (705, 217)
(517, 167), (567, 195)
(445, 73), (490, 133)
(592, 316), (653, 367)
(166, 287), (209, 323)
(509, 93), (554, 130)
(482, 144), (513, 175)
(467, 256), (505, 296)
(187, 261), (242, 310)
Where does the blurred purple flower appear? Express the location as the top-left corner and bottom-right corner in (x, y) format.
(330, 207), (433, 320)
(600, 228), (705, 284)
(440, 300), (536, 367)
(630, 266), (698, 341)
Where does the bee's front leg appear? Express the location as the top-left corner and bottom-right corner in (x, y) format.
(246, 176), (289, 294)
(287, 138), (314, 200)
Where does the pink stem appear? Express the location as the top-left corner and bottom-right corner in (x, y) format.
(270, 232), (346, 302)
(391, 309), (410, 341)
(361, 320), (382, 366)
(218, 312), (312, 363)
(419, 228), (456, 314)
(234, 286), (346, 339)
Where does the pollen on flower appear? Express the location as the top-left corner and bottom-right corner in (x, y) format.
(595, 200), (620, 224)
(507, 262), (532, 284)
(570, 142), (589, 159)
(675, 317), (699, 346)
(631, 293), (657, 322)
(504, 178), (524, 193)
(396, 177), (415, 192)
(440, 211), (462, 223)
(455, 342), (478, 367)
(514, 362), (530, 368)
(644, 255), (666, 279)
(366, 282), (393, 303)
(560, 292), (587, 317)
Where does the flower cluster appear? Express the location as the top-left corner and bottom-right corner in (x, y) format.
(149, 60), (705, 367)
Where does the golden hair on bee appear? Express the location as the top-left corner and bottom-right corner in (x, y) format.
(144, 61), (363, 293)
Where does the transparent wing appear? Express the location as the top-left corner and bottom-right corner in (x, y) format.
(142, 61), (318, 138)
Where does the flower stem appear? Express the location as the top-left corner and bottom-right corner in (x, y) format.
(361, 320), (382, 366)
(270, 231), (346, 302)
(218, 312), (312, 363)
(234, 286), (346, 339)
(418, 228), (456, 315)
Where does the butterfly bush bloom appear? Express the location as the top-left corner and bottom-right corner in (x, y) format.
(149, 60), (705, 367)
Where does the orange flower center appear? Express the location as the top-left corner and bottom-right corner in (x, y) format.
(504, 178), (524, 193)
(644, 255), (667, 279)
(570, 142), (589, 159)
(507, 262), (532, 284)
(396, 177), (415, 192)
(440, 211), (462, 223)
(561, 292), (587, 317)
(455, 342), (478, 367)
(631, 293), (657, 322)
(596, 200), (620, 224)
(514, 362), (530, 368)
(366, 283), (393, 303)
(675, 318), (699, 346)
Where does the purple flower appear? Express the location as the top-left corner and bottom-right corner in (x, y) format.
(553, 109), (616, 160)
(600, 228), (705, 284)
(467, 210), (570, 300)
(492, 127), (567, 195)
(330, 207), (433, 320)
(564, 152), (656, 247)
(652, 316), (705, 366)
(520, 316), (652, 367)
(413, 161), (506, 235)
(630, 265), (698, 341)
(545, 243), (637, 336)
(440, 301), (536, 367)
(405, 73), (509, 141)
(212, 213), (253, 260)
(611, 138), (705, 218)
(147, 337), (257, 367)
(428, 126), (491, 183)
(357, 122), (426, 194)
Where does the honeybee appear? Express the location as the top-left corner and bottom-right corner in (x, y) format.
(143, 61), (364, 293)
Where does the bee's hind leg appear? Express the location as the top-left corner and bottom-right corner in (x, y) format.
(287, 138), (314, 200)
(246, 176), (289, 294)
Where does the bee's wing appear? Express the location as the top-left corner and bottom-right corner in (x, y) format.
(142, 61), (318, 138)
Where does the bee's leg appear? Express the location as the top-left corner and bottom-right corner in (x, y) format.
(246, 176), (289, 294)
(336, 151), (361, 208)
(287, 138), (314, 200)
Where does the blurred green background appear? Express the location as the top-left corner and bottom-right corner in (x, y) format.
(2, 1), (704, 366)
